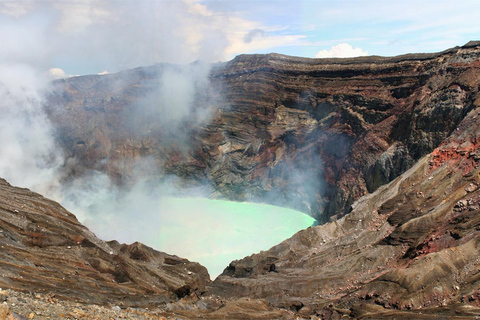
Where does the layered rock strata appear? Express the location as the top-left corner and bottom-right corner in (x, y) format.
(2, 42), (480, 319)
(207, 107), (480, 318)
(0, 178), (208, 307)
(46, 41), (480, 220)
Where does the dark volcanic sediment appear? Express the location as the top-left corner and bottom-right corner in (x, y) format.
(46, 41), (480, 220)
(0, 178), (208, 307)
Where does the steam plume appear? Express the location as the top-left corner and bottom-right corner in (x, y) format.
(0, 0), (317, 279)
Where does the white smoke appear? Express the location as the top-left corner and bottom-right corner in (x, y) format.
(0, 0), (314, 279)
(145, 62), (215, 127)
(0, 0), (231, 193)
(0, 63), (63, 195)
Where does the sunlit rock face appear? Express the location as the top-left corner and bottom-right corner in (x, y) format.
(1, 43), (480, 318)
(46, 42), (480, 221)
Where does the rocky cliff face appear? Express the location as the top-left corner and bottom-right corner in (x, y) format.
(1, 43), (480, 319)
(207, 106), (480, 318)
(46, 41), (480, 221)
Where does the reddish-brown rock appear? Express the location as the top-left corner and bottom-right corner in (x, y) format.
(0, 178), (209, 307)
(207, 107), (480, 318)
(46, 41), (480, 221)
(1, 42), (480, 319)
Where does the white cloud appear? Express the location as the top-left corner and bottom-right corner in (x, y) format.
(48, 68), (67, 79)
(315, 43), (369, 58)
(0, 0), (478, 72)
(222, 17), (307, 59)
(0, 0), (35, 17)
(0, 0), (311, 74)
(47, 68), (78, 80)
(52, 0), (112, 33)
(0, 16), (50, 66)
(243, 28), (267, 43)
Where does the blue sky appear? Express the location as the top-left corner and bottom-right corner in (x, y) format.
(1, 0), (479, 76)
(203, 0), (480, 58)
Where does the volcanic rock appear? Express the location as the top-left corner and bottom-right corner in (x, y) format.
(2, 42), (480, 319)
(0, 178), (209, 307)
(46, 41), (480, 221)
(207, 107), (480, 318)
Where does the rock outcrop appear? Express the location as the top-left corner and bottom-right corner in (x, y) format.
(0, 178), (208, 307)
(46, 41), (480, 221)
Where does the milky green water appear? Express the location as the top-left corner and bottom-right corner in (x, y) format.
(155, 198), (316, 279)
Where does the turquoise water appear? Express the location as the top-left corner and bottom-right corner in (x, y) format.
(74, 194), (316, 279)
(154, 198), (315, 278)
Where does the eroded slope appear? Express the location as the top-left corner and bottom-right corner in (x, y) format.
(206, 107), (480, 318)
(0, 178), (208, 307)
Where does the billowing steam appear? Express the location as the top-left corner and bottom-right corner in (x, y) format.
(0, 0), (317, 278)
(0, 0), (233, 196)
(0, 64), (63, 195)
(128, 62), (217, 136)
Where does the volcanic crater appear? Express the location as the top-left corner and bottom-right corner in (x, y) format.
(1, 41), (480, 319)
